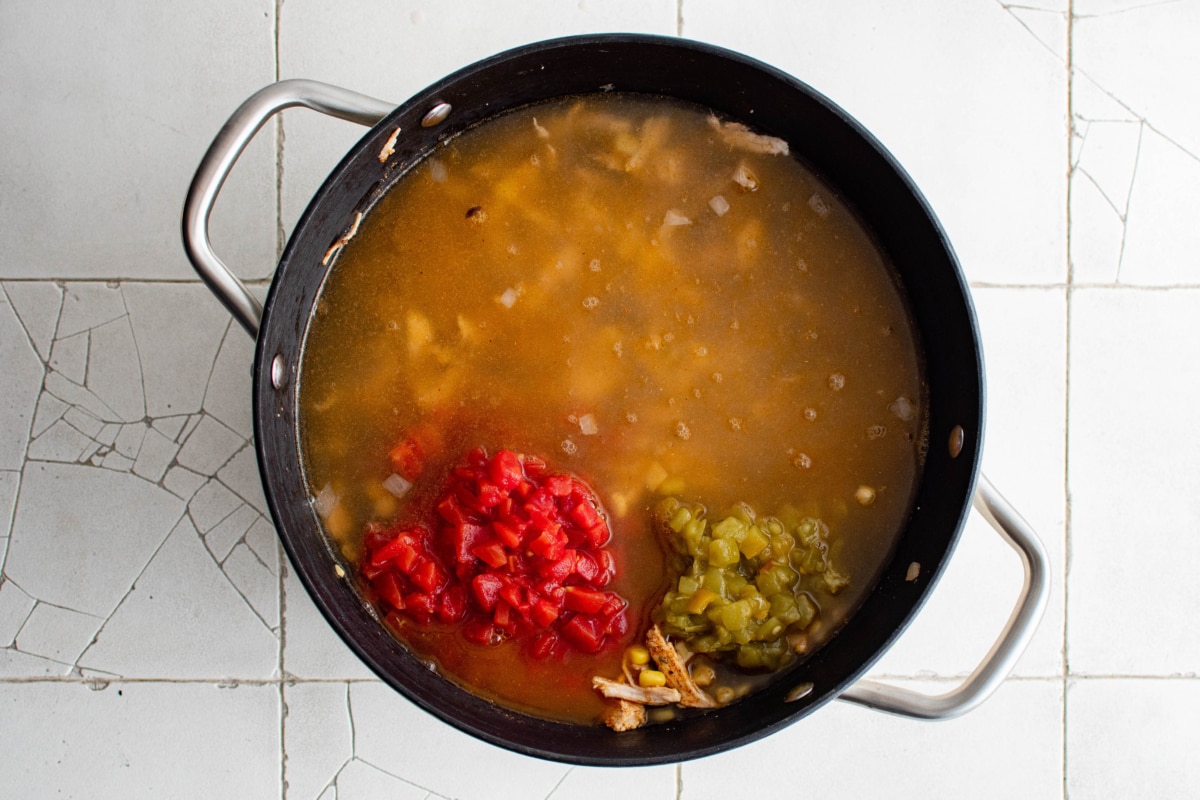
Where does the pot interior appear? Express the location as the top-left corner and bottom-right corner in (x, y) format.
(254, 34), (983, 765)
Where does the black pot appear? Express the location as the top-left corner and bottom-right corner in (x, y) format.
(184, 34), (1047, 766)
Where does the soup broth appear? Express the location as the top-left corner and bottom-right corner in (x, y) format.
(299, 94), (925, 725)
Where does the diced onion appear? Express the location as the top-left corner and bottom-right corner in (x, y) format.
(429, 159), (448, 183)
(579, 413), (599, 435)
(708, 195), (730, 216)
(382, 473), (413, 499)
(314, 483), (339, 519)
(497, 287), (518, 308)
(663, 209), (692, 226)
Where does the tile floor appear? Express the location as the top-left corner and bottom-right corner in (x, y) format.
(1, 1), (1196, 797)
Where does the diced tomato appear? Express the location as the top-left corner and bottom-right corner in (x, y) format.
(594, 549), (616, 587)
(471, 573), (504, 611)
(568, 500), (601, 531)
(477, 481), (505, 509)
(489, 449), (525, 491)
(599, 593), (626, 618)
(560, 614), (605, 653)
(438, 585), (467, 623)
(537, 549), (576, 582)
(471, 540), (508, 569)
(529, 631), (557, 659)
(449, 522), (488, 566)
(493, 600), (515, 633)
(574, 551), (600, 583)
(388, 437), (424, 481)
(437, 495), (472, 527)
(604, 607), (629, 637)
(363, 522), (392, 552)
(491, 520), (523, 549)
(522, 454), (547, 476)
(372, 572), (405, 611)
(411, 559), (447, 594)
(534, 579), (565, 605)
(463, 619), (497, 645)
(563, 586), (609, 615)
(404, 592), (437, 624)
(544, 474), (573, 497)
(499, 581), (527, 613)
(530, 596), (561, 628)
(529, 528), (567, 561)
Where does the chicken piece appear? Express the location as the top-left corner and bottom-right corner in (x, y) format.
(601, 698), (647, 732)
(707, 115), (789, 156)
(592, 676), (681, 706)
(645, 624), (718, 709)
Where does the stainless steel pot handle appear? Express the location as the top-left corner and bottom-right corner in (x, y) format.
(838, 473), (1050, 719)
(182, 79), (395, 338)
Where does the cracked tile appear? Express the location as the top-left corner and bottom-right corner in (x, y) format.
(14, 602), (104, 664)
(349, 681), (566, 799)
(1118, 128), (1200, 285)
(205, 501), (260, 562)
(188, 477), (244, 534)
(1, 281), (63, 361)
(57, 284), (127, 340)
(123, 284), (232, 419)
(63, 406), (104, 440)
(78, 516), (278, 679)
(176, 414), (245, 475)
(114, 421), (148, 459)
(245, 515), (278, 568)
(334, 759), (431, 799)
(86, 316), (146, 423)
(550, 765), (677, 799)
(163, 464), (207, 501)
(49, 330), (89, 384)
(0, 579), (36, 647)
(203, 322), (256, 439)
(0, 645), (73, 677)
(0, 682), (280, 797)
(0, 468), (16, 540)
(284, 682), (354, 800)
(31, 392), (69, 440)
(218, 442), (269, 515)
(131, 427), (180, 483)
(222, 542), (279, 629)
(26, 419), (96, 463)
(0, 292), (44, 470)
(5, 461), (183, 620)
(282, 565), (374, 681)
(1003, 5), (1067, 61)
(151, 415), (189, 442)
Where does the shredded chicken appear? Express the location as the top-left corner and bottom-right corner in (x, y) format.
(592, 676), (681, 706)
(707, 115), (789, 155)
(645, 624), (718, 708)
(321, 211), (364, 266)
(601, 698), (647, 732)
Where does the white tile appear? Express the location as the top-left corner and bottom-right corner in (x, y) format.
(114, 422), (148, 459)
(5, 462), (184, 619)
(188, 476), (245, 534)
(869, 288), (1066, 679)
(0, 682), (280, 799)
(218, 442), (271, 515)
(26, 419), (96, 463)
(123, 284), (233, 419)
(49, 331), (89, 384)
(14, 602), (104, 665)
(683, 679), (1062, 799)
(0, 0), (277, 280)
(57, 283), (127, 340)
(682, 0), (1068, 285)
(205, 502), (261, 562)
(277, 0), (678, 243)
(349, 681), (568, 800)
(1068, 288), (1200, 674)
(1118, 127), (1200, 285)
(1069, 167), (1126, 284)
(1068, 678), (1200, 798)
(0, 646), (73, 678)
(131, 427), (180, 483)
(284, 682), (354, 800)
(0, 470), (17, 539)
(78, 516), (278, 679)
(282, 566), (375, 681)
(164, 464), (208, 501)
(31, 392), (69, 440)
(1, 281), (64, 362)
(0, 292), (44, 471)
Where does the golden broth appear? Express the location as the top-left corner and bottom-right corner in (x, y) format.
(299, 94), (925, 724)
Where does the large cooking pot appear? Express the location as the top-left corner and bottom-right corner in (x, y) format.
(182, 34), (1048, 766)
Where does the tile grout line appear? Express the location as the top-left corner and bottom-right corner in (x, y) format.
(1063, 2), (1075, 797)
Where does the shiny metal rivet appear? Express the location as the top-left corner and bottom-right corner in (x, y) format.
(785, 682), (814, 703)
(421, 102), (452, 128)
(948, 425), (965, 458)
(271, 354), (287, 390)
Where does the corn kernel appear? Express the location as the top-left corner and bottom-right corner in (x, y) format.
(627, 645), (651, 666)
(639, 670), (668, 688)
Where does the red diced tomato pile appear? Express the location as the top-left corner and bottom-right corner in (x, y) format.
(361, 448), (628, 657)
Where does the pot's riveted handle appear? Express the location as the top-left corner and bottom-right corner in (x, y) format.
(838, 473), (1050, 719)
(182, 79), (395, 338)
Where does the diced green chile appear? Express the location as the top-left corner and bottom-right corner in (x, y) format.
(653, 497), (846, 672)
